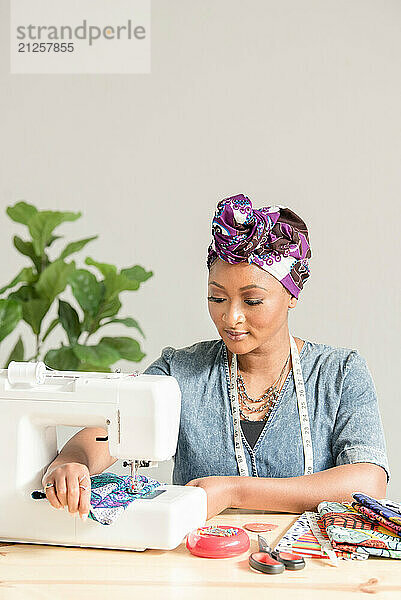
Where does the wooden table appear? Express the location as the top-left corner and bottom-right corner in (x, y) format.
(1, 511), (400, 600)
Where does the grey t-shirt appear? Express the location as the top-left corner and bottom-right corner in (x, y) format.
(144, 339), (389, 485)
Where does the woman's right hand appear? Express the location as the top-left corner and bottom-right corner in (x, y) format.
(42, 462), (91, 520)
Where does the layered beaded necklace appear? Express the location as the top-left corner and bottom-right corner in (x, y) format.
(238, 352), (291, 421)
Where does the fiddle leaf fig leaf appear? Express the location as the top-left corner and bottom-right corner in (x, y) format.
(14, 236), (34, 257)
(28, 210), (81, 255)
(84, 257), (121, 299)
(58, 300), (81, 345)
(0, 299), (22, 342)
(7, 201), (38, 225)
(85, 257), (141, 299)
(46, 235), (62, 248)
(44, 346), (80, 371)
(69, 269), (104, 316)
(85, 257), (116, 279)
(41, 317), (59, 343)
(103, 317), (145, 337)
(100, 336), (145, 362)
(120, 265), (153, 285)
(77, 362), (111, 373)
(87, 296), (122, 334)
(111, 273), (140, 296)
(60, 236), (98, 260)
(21, 299), (50, 334)
(13, 236), (42, 271)
(4, 336), (24, 367)
(8, 284), (37, 303)
(72, 341), (120, 368)
(0, 267), (37, 295)
(97, 296), (121, 321)
(35, 259), (76, 303)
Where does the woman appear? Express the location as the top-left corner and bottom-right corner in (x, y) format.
(42, 194), (389, 520)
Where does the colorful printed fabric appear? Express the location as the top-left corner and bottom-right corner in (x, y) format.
(88, 472), (161, 525)
(274, 513), (364, 560)
(207, 194), (311, 298)
(352, 493), (401, 535)
(275, 513), (329, 558)
(352, 504), (401, 537)
(381, 499), (401, 514)
(318, 501), (401, 559)
(33, 472), (161, 526)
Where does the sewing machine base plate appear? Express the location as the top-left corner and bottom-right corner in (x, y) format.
(1, 484), (207, 551)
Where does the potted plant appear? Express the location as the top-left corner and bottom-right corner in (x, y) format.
(0, 201), (152, 372)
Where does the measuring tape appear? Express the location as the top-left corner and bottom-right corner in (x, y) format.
(290, 336), (313, 476)
(229, 354), (249, 476)
(229, 335), (313, 477)
(305, 511), (339, 566)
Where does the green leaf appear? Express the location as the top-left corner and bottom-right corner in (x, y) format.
(35, 259), (76, 303)
(60, 236), (98, 260)
(58, 300), (81, 345)
(0, 299), (22, 342)
(72, 342), (120, 368)
(13, 236), (42, 271)
(100, 273), (139, 300)
(85, 257), (139, 300)
(46, 235), (63, 248)
(13, 236), (35, 258)
(76, 363), (111, 373)
(0, 267), (36, 295)
(7, 201), (38, 225)
(44, 346), (80, 370)
(86, 295), (122, 334)
(101, 336), (145, 362)
(4, 336), (24, 367)
(69, 269), (103, 316)
(103, 317), (145, 337)
(42, 317), (59, 342)
(98, 296), (121, 320)
(28, 210), (81, 255)
(85, 257), (116, 279)
(8, 284), (37, 303)
(22, 299), (50, 334)
(13, 231), (53, 272)
(113, 274), (140, 296)
(121, 265), (153, 284)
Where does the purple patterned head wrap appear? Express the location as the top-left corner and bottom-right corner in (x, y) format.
(207, 194), (311, 299)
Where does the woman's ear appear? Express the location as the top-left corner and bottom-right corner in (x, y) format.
(288, 295), (298, 309)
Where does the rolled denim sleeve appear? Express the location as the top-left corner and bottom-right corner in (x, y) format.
(332, 350), (390, 481)
(143, 346), (175, 376)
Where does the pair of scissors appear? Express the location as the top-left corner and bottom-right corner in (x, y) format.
(249, 535), (306, 574)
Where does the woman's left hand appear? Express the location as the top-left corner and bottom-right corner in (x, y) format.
(186, 476), (237, 519)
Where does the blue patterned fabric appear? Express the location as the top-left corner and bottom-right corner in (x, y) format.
(89, 472), (161, 525)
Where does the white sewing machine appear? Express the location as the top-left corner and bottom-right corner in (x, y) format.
(0, 362), (207, 551)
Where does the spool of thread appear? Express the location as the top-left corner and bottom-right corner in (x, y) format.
(8, 361), (47, 386)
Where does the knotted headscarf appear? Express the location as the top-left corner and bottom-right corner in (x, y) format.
(207, 194), (311, 298)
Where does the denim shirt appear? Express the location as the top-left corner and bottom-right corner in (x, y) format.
(144, 339), (389, 485)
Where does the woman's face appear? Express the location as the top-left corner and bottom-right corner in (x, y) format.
(207, 259), (297, 354)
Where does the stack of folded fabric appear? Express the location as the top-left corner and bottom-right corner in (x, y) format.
(274, 512), (364, 561)
(317, 494), (401, 559)
(352, 494), (401, 537)
(274, 513), (326, 559)
(275, 494), (401, 562)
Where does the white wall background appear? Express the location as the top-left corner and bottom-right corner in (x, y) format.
(0, 0), (400, 496)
